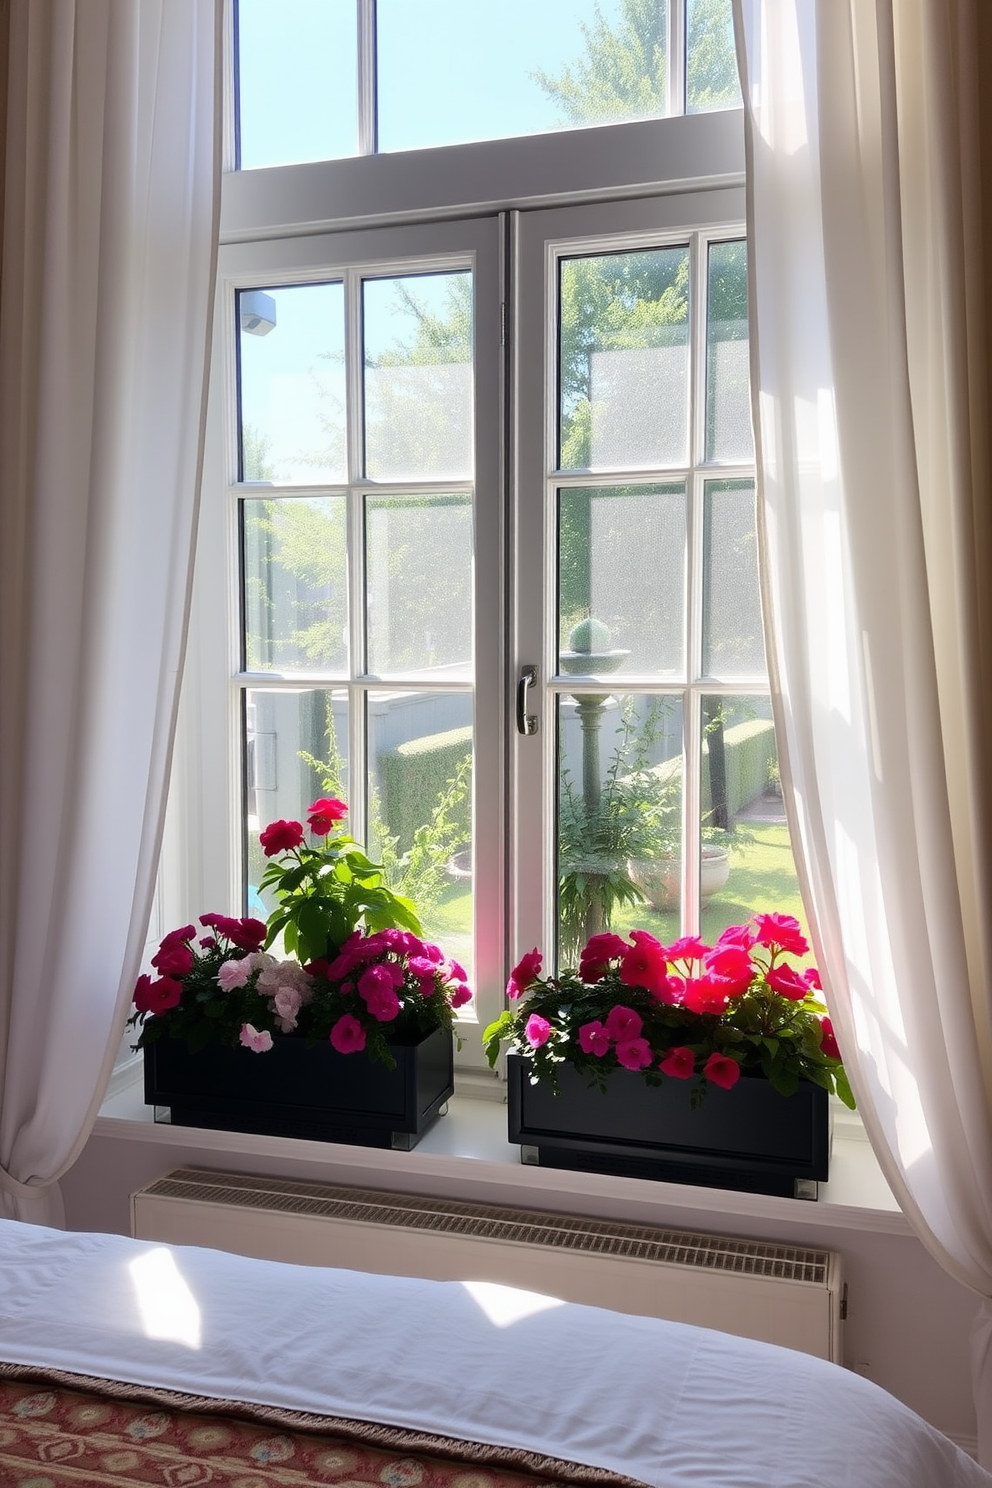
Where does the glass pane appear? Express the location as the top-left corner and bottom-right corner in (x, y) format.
(686, 0), (742, 114)
(558, 484), (686, 677)
(697, 696), (812, 956)
(559, 248), (690, 470)
(239, 284), (346, 484)
(705, 240), (752, 462)
(377, 0), (668, 154)
(701, 479), (765, 678)
(366, 494), (473, 677)
(245, 688), (349, 916)
(367, 691), (473, 985)
(236, 0), (357, 169)
(557, 693), (684, 963)
(363, 274), (473, 480)
(243, 497), (348, 674)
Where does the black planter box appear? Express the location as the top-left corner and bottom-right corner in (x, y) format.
(145, 1026), (453, 1150)
(507, 1055), (830, 1199)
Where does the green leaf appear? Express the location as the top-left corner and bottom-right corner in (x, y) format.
(834, 1065), (857, 1110)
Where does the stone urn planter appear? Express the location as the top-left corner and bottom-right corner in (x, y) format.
(629, 844), (730, 910)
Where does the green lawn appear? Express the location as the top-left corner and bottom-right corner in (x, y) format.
(421, 821), (813, 969)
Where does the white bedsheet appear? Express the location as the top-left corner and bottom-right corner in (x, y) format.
(0, 1218), (985, 1488)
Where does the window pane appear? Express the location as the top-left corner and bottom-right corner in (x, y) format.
(697, 696), (811, 952)
(559, 248), (689, 470)
(558, 484), (685, 678)
(245, 688), (349, 915)
(236, 0), (357, 168)
(243, 497), (348, 674)
(239, 284), (346, 484)
(363, 273), (473, 480)
(367, 691), (473, 984)
(366, 494), (472, 677)
(701, 478), (765, 678)
(377, 0), (668, 154)
(557, 693), (684, 962)
(686, 0), (741, 114)
(705, 240), (751, 462)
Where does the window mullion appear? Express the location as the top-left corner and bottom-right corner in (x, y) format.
(669, 0), (687, 118)
(345, 266), (368, 836)
(357, 0), (377, 156)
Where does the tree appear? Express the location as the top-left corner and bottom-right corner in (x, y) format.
(532, 0), (739, 124)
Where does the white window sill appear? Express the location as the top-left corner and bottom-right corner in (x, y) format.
(96, 1068), (906, 1239)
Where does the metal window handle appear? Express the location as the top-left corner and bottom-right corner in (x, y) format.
(516, 665), (539, 736)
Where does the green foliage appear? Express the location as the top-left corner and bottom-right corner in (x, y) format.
(532, 0), (668, 124)
(686, 0), (740, 112)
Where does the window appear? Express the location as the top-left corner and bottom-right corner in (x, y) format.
(167, 0), (810, 1079)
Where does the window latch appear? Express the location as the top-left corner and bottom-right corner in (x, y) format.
(516, 665), (539, 736)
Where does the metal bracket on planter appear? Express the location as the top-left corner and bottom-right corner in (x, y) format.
(793, 1178), (819, 1201)
(391, 1132), (415, 1151)
(520, 1145), (540, 1166)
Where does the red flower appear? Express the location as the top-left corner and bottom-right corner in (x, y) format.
(329, 1013), (366, 1054)
(259, 818), (305, 856)
(449, 982), (472, 1009)
(765, 963), (811, 1001)
(151, 943), (193, 977)
(578, 932), (628, 982)
(681, 975), (734, 1016)
(158, 924), (196, 950)
(306, 797), (348, 836)
(715, 922), (755, 951)
(133, 975), (182, 1016)
(227, 917), (267, 952)
(506, 948), (542, 1000)
(662, 936), (710, 965)
(703, 943), (754, 994)
(820, 1017), (841, 1060)
(619, 930), (670, 999)
(659, 1046), (695, 1079)
(703, 1052), (741, 1090)
(751, 912), (809, 956)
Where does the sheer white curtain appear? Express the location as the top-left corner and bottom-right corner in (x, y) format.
(733, 0), (992, 1461)
(0, 0), (221, 1226)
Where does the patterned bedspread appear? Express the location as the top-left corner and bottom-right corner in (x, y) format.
(0, 1368), (642, 1488)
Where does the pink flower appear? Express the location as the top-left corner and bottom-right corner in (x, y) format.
(578, 1020), (611, 1057)
(525, 1014), (552, 1048)
(151, 942), (193, 978)
(803, 967), (822, 992)
(703, 1052), (741, 1090)
(820, 1017), (841, 1060)
(659, 1046), (695, 1079)
(364, 986), (401, 1022)
(507, 948), (542, 1000)
(616, 1037), (653, 1070)
(330, 1014), (367, 1054)
(273, 985), (303, 1031)
(133, 976), (182, 1015)
(765, 963), (811, 1001)
(449, 982), (473, 1009)
(716, 922), (755, 951)
(217, 957), (253, 991)
(358, 962), (404, 1001)
(306, 797), (348, 836)
(751, 912), (809, 956)
(619, 930), (670, 999)
(578, 933), (628, 982)
(604, 1005), (643, 1043)
(239, 1023), (273, 1053)
(259, 818), (305, 856)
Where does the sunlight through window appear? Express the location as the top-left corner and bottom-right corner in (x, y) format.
(129, 1248), (202, 1348)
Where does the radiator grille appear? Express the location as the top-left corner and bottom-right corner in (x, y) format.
(139, 1167), (831, 1285)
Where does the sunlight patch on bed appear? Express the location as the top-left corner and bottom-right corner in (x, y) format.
(129, 1248), (202, 1348)
(460, 1280), (566, 1328)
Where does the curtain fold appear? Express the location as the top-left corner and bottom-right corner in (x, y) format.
(734, 0), (992, 1461)
(0, 0), (221, 1225)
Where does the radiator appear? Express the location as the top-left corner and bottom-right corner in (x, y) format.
(131, 1167), (845, 1362)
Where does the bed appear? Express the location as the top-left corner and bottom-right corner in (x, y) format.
(0, 1217), (986, 1488)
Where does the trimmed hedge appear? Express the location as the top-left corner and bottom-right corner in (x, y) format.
(379, 725), (472, 853)
(640, 718), (777, 819)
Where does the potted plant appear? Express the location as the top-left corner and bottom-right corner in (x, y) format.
(129, 798), (469, 1148)
(484, 915), (854, 1198)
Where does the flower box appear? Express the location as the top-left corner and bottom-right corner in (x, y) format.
(145, 1025), (453, 1150)
(507, 1054), (830, 1199)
